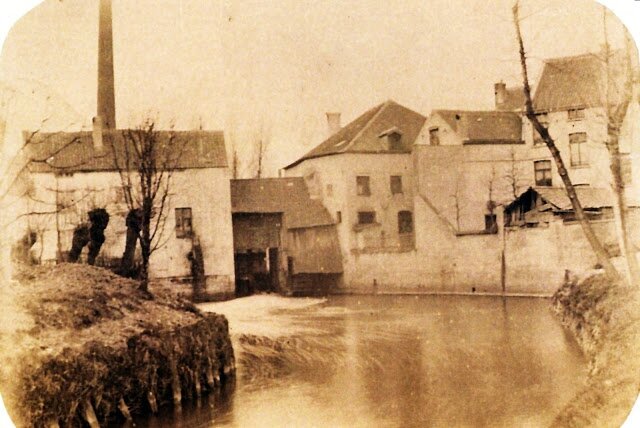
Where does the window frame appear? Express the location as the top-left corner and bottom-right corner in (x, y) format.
(484, 214), (498, 233)
(534, 160), (553, 186)
(357, 211), (376, 225)
(567, 108), (585, 121)
(356, 176), (371, 196)
(429, 127), (440, 146)
(398, 210), (413, 234)
(175, 207), (193, 238)
(569, 132), (589, 167)
(390, 175), (403, 195)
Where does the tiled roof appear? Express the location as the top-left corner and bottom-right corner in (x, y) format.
(284, 100), (425, 169)
(432, 110), (523, 143)
(533, 52), (628, 112)
(25, 129), (227, 173)
(230, 177), (335, 229)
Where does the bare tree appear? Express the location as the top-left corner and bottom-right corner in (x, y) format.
(249, 122), (271, 179)
(601, 8), (640, 286)
(253, 137), (268, 179)
(110, 119), (181, 292)
(503, 147), (526, 200)
(450, 173), (464, 231)
(512, 1), (619, 280)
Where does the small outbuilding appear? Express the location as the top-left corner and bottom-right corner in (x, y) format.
(230, 177), (343, 296)
(504, 186), (614, 227)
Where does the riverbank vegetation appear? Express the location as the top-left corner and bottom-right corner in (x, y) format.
(0, 263), (235, 426)
(552, 273), (640, 427)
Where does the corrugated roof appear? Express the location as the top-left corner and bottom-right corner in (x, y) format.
(432, 110), (523, 143)
(230, 177), (335, 229)
(284, 100), (425, 169)
(534, 186), (613, 210)
(25, 129), (227, 173)
(507, 186), (614, 212)
(533, 52), (628, 112)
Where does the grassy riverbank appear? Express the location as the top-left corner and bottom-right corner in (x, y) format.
(0, 263), (234, 426)
(552, 273), (640, 427)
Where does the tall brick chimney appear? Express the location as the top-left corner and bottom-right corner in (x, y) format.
(326, 112), (341, 137)
(97, 0), (116, 130)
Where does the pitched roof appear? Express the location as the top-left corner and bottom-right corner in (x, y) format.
(284, 100), (425, 169)
(25, 129), (227, 173)
(507, 186), (614, 211)
(230, 177), (335, 229)
(432, 110), (523, 144)
(534, 186), (613, 210)
(533, 52), (629, 112)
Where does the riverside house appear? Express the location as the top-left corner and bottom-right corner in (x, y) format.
(283, 100), (426, 291)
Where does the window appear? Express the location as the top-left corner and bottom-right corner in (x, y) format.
(569, 132), (589, 167)
(398, 211), (413, 234)
(336, 211), (342, 223)
(485, 214), (497, 233)
(429, 128), (440, 146)
(390, 175), (403, 194)
(388, 132), (403, 151)
(357, 211), (376, 225)
(326, 184), (333, 197)
(532, 114), (548, 146)
(175, 207), (193, 238)
(534, 160), (552, 186)
(568, 108), (585, 121)
(356, 176), (371, 196)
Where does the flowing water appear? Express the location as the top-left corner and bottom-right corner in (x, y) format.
(137, 294), (588, 428)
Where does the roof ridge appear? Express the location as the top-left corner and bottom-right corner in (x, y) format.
(339, 101), (388, 153)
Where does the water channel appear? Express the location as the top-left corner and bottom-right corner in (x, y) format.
(137, 295), (588, 427)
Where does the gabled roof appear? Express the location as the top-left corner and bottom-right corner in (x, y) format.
(25, 130), (227, 173)
(507, 186), (614, 212)
(533, 51), (629, 112)
(284, 100), (425, 169)
(431, 110), (523, 144)
(230, 177), (335, 229)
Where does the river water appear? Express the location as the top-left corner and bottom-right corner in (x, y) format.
(137, 295), (588, 428)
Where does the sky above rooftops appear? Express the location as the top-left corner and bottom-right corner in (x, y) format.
(0, 0), (636, 176)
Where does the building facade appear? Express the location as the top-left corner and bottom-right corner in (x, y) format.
(283, 100), (425, 289)
(22, 129), (235, 296)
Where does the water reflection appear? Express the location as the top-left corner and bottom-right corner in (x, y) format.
(136, 295), (587, 427)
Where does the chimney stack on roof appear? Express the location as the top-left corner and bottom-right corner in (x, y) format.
(494, 82), (507, 110)
(97, 0), (116, 129)
(326, 112), (341, 137)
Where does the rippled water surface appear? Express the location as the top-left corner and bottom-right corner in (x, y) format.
(138, 295), (588, 427)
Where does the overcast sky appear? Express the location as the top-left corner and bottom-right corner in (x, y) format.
(0, 0), (636, 175)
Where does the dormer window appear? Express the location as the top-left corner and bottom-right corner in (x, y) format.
(429, 128), (440, 146)
(379, 127), (403, 151)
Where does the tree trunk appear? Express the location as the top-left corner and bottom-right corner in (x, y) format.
(119, 209), (141, 277)
(87, 208), (110, 265)
(68, 224), (90, 263)
(513, 2), (620, 281)
(607, 121), (640, 286)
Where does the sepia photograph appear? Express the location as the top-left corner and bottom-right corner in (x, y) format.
(0, 0), (639, 426)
